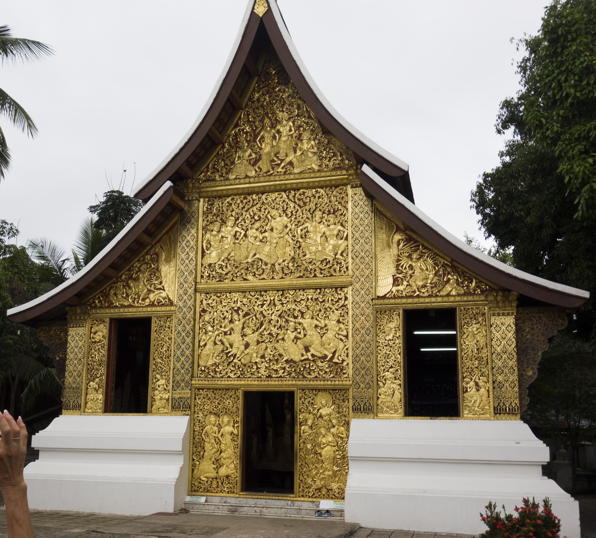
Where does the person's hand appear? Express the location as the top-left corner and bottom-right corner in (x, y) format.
(0, 410), (28, 491)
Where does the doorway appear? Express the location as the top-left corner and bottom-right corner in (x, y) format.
(242, 391), (295, 495)
(105, 317), (152, 413)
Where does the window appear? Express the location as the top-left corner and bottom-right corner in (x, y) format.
(404, 308), (459, 417)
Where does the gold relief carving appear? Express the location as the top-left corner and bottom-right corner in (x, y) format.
(490, 310), (520, 417)
(376, 309), (403, 417)
(149, 316), (174, 414)
(198, 59), (355, 182)
(196, 288), (349, 380)
(298, 389), (350, 500)
(173, 202), (199, 412)
(253, 0), (268, 17)
(459, 306), (491, 417)
(200, 187), (348, 282)
(191, 388), (240, 495)
(89, 227), (177, 309)
(351, 187), (375, 416)
(63, 325), (87, 412)
(37, 324), (67, 384)
(84, 319), (109, 413)
(375, 210), (491, 298)
(516, 308), (567, 414)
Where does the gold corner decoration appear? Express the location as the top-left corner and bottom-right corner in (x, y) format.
(253, 0), (269, 17)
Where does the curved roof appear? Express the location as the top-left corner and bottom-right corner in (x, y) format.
(361, 165), (589, 309)
(134, 0), (413, 202)
(7, 182), (177, 324)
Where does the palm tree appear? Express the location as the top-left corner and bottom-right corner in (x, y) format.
(0, 25), (52, 179)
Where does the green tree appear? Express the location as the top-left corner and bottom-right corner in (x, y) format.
(471, 0), (596, 339)
(88, 189), (143, 243)
(0, 25), (52, 179)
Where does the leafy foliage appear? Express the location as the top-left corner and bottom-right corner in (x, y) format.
(0, 25), (52, 179)
(88, 189), (143, 243)
(471, 0), (596, 339)
(480, 498), (560, 537)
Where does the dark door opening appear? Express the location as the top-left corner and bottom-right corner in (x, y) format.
(242, 391), (295, 495)
(404, 308), (459, 417)
(105, 317), (151, 413)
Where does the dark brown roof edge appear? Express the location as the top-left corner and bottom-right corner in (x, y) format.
(7, 182), (175, 324)
(134, 9), (262, 201)
(135, 1), (413, 202)
(263, 5), (411, 182)
(360, 165), (589, 309)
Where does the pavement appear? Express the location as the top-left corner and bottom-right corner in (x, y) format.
(0, 510), (473, 538)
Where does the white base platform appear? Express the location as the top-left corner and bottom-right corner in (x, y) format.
(345, 419), (580, 538)
(25, 415), (189, 515)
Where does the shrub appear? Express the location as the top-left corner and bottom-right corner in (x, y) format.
(479, 497), (561, 537)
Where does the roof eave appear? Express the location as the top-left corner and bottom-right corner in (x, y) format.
(8, 181), (177, 324)
(360, 164), (590, 309)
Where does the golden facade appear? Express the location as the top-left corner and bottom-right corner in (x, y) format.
(53, 53), (563, 502)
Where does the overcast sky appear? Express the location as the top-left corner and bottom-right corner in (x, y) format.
(1, 0), (548, 253)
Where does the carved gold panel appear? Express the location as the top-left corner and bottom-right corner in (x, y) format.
(297, 388), (350, 500)
(458, 306), (492, 418)
(200, 187), (349, 282)
(89, 226), (178, 309)
(173, 201), (199, 413)
(149, 316), (174, 414)
(63, 307), (89, 412)
(490, 309), (520, 418)
(196, 288), (350, 381)
(83, 318), (109, 413)
(197, 58), (355, 182)
(190, 388), (241, 495)
(516, 307), (567, 413)
(375, 308), (403, 417)
(375, 209), (491, 298)
(351, 187), (375, 416)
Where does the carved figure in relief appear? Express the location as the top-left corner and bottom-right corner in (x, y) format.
(378, 371), (401, 414)
(234, 227), (263, 264)
(325, 214), (348, 259)
(196, 414), (220, 480)
(229, 141), (256, 179)
(463, 374), (490, 416)
(260, 210), (294, 265)
(291, 133), (320, 173)
(199, 325), (224, 367)
(278, 322), (304, 362)
(321, 311), (348, 361)
(275, 110), (295, 162)
(151, 376), (169, 413)
(203, 222), (225, 265)
(222, 311), (253, 358)
(256, 117), (278, 174)
(288, 310), (328, 359)
(85, 380), (103, 413)
(220, 217), (244, 263)
(218, 415), (237, 477)
(238, 321), (267, 364)
(299, 210), (331, 261)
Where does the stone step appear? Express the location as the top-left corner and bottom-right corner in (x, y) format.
(184, 495), (345, 520)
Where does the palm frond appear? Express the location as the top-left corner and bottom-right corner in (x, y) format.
(0, 127), (9, 179)
(0, 88), (37, 137)
(0, 25), (53, 62)
(28, 238), (70, 280)
(72, 217), (107, 269)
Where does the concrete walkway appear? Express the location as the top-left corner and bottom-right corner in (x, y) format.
(0, 510), (472, 538)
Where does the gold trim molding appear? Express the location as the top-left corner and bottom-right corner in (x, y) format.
(196, 276), (352, 293)
(192, 379), (352, 388)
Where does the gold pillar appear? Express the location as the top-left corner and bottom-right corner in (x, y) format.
(82, 317), (109, 413)
(375, 308), (403, 417)
(63, 307), (89, 412)
(149, 315), (174, 413)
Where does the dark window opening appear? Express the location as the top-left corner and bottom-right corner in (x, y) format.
(242, 391), (295, 495)
(105, 317), (151, 413)
(404, 308), (459, 417)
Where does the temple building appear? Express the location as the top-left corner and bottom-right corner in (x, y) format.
(8, 1), (588, 536)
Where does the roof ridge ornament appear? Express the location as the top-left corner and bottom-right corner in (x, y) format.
(253, 0), (269, 17)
